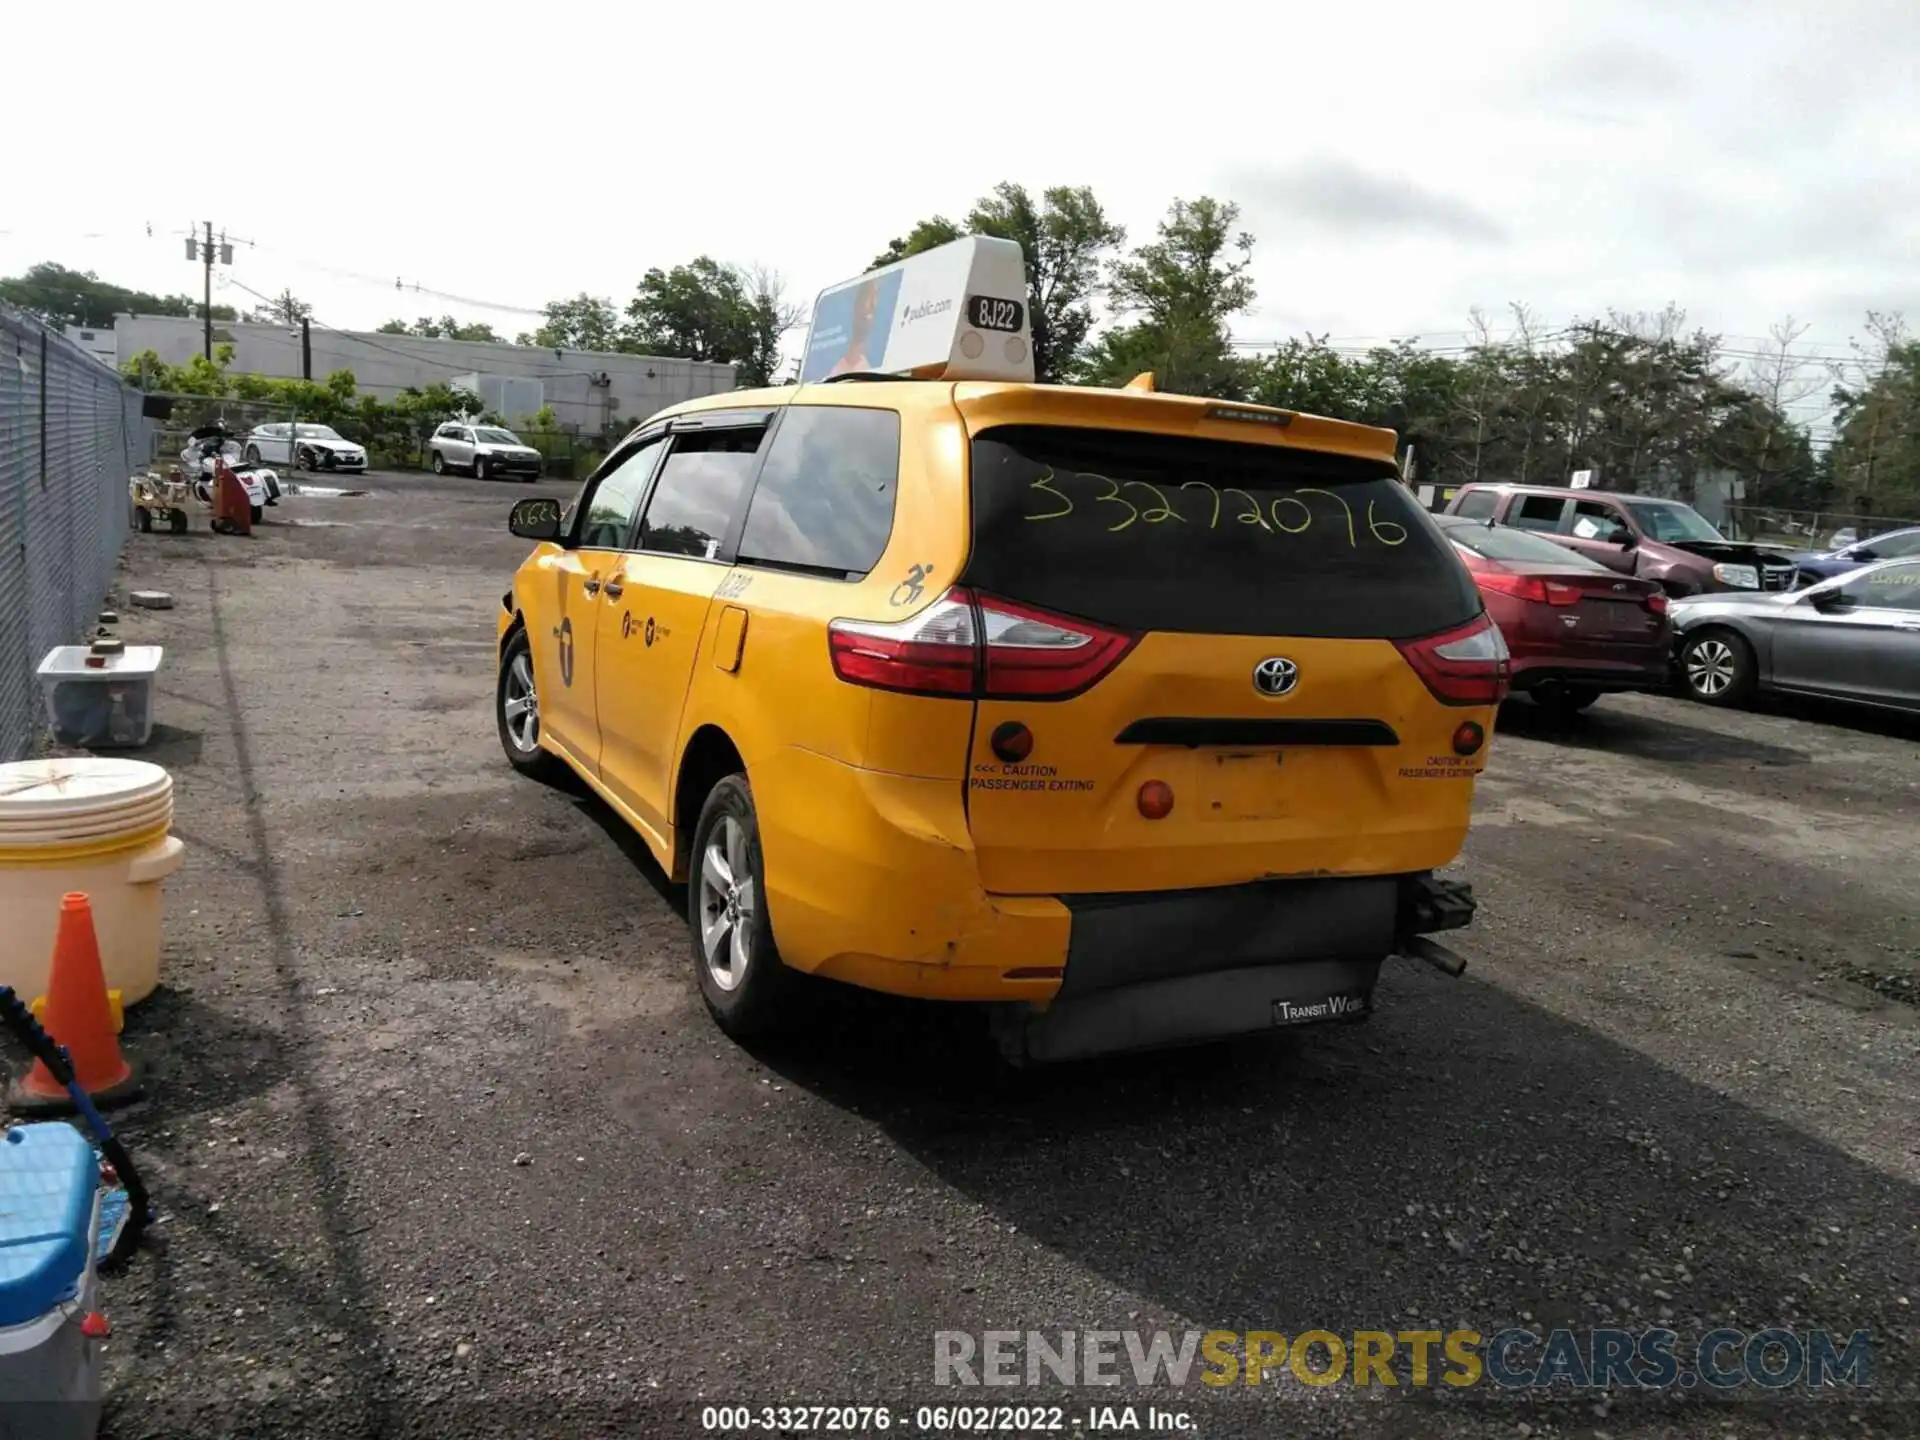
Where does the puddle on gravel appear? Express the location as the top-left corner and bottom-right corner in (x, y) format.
(283, 483), (368, 499)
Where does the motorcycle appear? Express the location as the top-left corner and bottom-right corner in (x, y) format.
(181, 424), (283, 525)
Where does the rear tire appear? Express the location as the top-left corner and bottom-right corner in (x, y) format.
(431, 451), (446, 475)
(250, 504), (263, 525)
(243, 445), (261, 465)
(688, 774), (798, 1038)
(475, 456), (491, 482)
(136, 507), (152, 533)
(496, 627), (564, 779)
(1680, 629), (1757, 707)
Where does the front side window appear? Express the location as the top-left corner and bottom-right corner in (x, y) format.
(1838, 562), (1920, 612)
(737, 407), (899, 577)
(1568, 498), (1626, 540)
(576, 436), (664, 550)
(1864, 530), (1920, 560)
(637, 426), (768, 559)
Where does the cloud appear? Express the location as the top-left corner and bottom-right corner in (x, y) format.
(1222, 158), (1509, 245)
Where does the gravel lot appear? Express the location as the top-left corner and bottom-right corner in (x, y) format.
(74, 474), (1919, 1438)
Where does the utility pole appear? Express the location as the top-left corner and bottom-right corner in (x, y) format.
(202, 221), (214, 360)
(188, 222), (238, 360)
(300, 316), (312, 380)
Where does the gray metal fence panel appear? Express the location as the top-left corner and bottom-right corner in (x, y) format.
(0, 306), (148, 761)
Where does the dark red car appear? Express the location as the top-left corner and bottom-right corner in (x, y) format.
(1435, 515), (1672, 717)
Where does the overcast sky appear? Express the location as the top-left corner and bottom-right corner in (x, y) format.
(7, 0), (1915, 423)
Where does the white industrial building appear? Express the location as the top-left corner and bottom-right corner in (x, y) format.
(107, 314), (737, 431)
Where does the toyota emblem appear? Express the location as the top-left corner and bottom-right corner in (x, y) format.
(1253, 657), (1299, 696)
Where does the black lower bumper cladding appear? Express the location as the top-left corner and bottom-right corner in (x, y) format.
(993, 872), (1479, 1064)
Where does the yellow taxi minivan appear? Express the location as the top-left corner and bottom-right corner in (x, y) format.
(495, 239), (1505, 1063)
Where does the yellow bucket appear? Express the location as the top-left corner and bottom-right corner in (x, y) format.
(0, 758), (184, 1006)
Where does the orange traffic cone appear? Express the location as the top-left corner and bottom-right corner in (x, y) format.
(10, 892), (140, 1115)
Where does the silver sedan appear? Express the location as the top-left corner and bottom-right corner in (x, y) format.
(1670, 556), (1920, 713)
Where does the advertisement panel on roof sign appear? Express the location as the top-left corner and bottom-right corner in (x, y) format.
(800, 236), (1033, 384)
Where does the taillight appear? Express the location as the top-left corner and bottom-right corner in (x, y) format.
(826, 588), (1136, 700)
(1479, 572), (1579, 606)
(826, 591), (978, 696)
(1645, 591), (1669, 616)
(1394, 613), (1511, 706)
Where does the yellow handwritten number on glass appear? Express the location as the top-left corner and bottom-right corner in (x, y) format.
(1091, 474), (1140, 532)
(1271, 496), (1312, 534)
(1225, 488), (1273, 530)
(1296, 488), (1355, 547)
(1125, 480), (1184, 523)
(1366, 499), (1409, 546)
(1026, 467), (1073, 521)
(1180, 481), (1221, 528)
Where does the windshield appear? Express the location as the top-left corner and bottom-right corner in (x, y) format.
(294, 424), (344, 440)
(1623, 499), (1724, 544)
(1440, 518), (1609, 569)
(476, 428), (520, 445)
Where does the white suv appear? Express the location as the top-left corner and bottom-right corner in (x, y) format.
(428, 423), (543, 482)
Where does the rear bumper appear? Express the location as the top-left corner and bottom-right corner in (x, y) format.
(751, 748), (1473, 1051)
(1508, 653), (1670, 692)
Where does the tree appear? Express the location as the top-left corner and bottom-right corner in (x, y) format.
(1828, 312), (1920, 514)
(516, 293), (625, 352)
(626, 257), (797, 386)
(1077, 197), (1255, 398)
(866, 184), (1124, 382)
(1, 260), (234, 328)
(248, 289), (312, 325)
(869, 217), (964, 270)
(377, 315), (501, 342)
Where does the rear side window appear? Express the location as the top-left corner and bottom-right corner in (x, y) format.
(738, 407), (899, 577)
(963, 426), (1480, 639)
(1510, 495), (1567, 531)
(638, 427), (766, 559)
(1452, 489), (1498, 520)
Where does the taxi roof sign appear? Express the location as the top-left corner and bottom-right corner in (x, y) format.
(799, 235), (1034, 385)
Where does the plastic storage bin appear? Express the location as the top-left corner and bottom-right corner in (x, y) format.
(0, 1123), (104, 1440)
(36, 646), (163, 751)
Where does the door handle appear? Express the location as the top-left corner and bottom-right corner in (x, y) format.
(603, 579), (624, 600)
(583, 577), (601, 596)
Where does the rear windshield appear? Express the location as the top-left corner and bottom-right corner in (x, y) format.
(1439, 518), (1608, 569)
(964, 426), (1480, 639)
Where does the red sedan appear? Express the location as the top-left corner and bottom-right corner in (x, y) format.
(1435, 514), (1671, 718)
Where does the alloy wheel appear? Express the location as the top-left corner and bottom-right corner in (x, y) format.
(501, 652), (539, 750)
(698, 817), (755, 992)
(1686, 638), (1736, 697)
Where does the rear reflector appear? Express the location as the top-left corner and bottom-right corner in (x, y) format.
(828, 588), (1137, 700)
(1394, 613), (1510, 706)
(1137, 780), (1175, 819)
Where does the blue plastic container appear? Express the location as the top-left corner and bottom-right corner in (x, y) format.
(0, 1123), (103, 1439)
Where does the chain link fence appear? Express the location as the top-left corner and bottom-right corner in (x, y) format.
(1722, 505), (1919, 551)
(0, 306), (151, 761)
